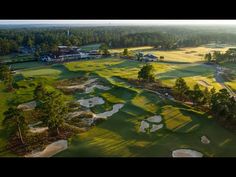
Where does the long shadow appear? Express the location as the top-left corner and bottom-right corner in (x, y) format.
(51, 64), (87, 80)
(108, 60), (142, 69)
(158, 64), (214, 78)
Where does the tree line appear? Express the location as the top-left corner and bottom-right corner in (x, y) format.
(173, 77), (236, 129)
(2, 26), (236, 56)
(204, 48), (236, 63)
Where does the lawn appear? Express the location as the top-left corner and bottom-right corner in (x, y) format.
(10, 61), (44, 70)
(220, 62), (236, 91)
(59, 58), (236, 157)
(1, 46), (236, 157)
(143, 46), (232, 63)
(80, 43), (101, 51)
(0, 54), (34, 63)
(65, 58), (222, 90)
(109, 46), (154, 53)
(56, 86), (236, 157)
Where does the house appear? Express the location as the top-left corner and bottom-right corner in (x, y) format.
(58, 52), (89, 61)
(88, 50), (102, 58)
(58, 45), (80, 54)
(40, 55), (52, 62)
(143, 53), (158, 62)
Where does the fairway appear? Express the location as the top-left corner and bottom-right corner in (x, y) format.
(56, 55), (236, 157)
(110, 46), (154, 53)
(1, 46), (236, 157)
(56, 86), (236, 157)
(143, 46), (232, 63)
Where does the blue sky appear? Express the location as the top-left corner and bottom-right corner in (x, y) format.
(0, 20), (236, 26)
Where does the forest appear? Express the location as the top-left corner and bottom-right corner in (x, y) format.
(2, 26), (236, 55)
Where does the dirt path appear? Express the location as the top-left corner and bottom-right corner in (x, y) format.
(25, 140), (68, 157)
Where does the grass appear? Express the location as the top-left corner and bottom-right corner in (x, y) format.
(80, 44), (101, 51)
(65, 58), (222, 90)
(143, 46), (231, 63)
(1, 46), (236, 157)
(10, 61), (44, 70)
(56, 86), (236, 157)
(220, 62), (236, 91)
(109, 46), (154, 53)
(0, 54), (34, 63)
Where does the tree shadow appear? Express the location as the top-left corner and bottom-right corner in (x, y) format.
(158, 64), (214, 78)
(51, 64), (86, 80)
(108, 60), (142, 69)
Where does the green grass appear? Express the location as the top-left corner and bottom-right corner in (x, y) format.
(109, 46), (154, 53)
(1, 46), (236, 157)
(10, 61), (44, 70)
(0, 54), (34, 63)
(220, 62), (236, 91)
(56, 87), (236, 157)
(65, 58), (222, 90)
(80, 44), (101, 51)
(143, 46), (232, 63)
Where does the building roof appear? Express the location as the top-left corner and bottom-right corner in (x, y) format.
(144, 53), (157, 58)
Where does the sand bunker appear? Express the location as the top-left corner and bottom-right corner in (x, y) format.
(140, 115), (164, 133)
(201, 136), (210, 144)
(28, 121), (43, 127)
(17, 101), (36, 111)
(146, 115), (162, 123)
(85, 84), (111, 93)
(28, 121), (48, 133)
(139, 121), (149, 133)
(77, 97), (105, 108)
(197, 80), (212, 87)
(150, 124), (164, 132)
(172, 149), (203, 157)
(29, 127), (48, 133)
(58, 78), (98, 90)
(25, 140), (68, 157)
(95, 104), (124, 119)
(67, 111), (85, 120)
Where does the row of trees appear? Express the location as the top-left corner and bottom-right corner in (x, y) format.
(204, 48), (236, 63)
(2, 26), (236, 55)
(173, 77), (236, 128)
(173, 77), (216, 107)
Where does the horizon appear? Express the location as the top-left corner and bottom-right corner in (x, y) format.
(1, 20), (236, 26)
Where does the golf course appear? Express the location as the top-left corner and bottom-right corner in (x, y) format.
(1, 45), (236, 157)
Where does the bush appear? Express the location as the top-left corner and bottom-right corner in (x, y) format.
(93, 118), (105, 125)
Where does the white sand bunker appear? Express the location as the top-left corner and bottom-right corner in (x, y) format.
(150, 124), (164, 132)
(139, 115), (163, 133)
(17, 101), (36, 111)
(172, 149), (203, 157)
(28, 121), (48, 133)
(77, 97), (105, 108)
(25, 140), (68, 157)
(58, 78), (98, 90)
(147, 115), (162, 123)
(67, 111), (84, 120)
(85, 84), (111, 93)
(139, 121), (149, 133)
(201, 136), (210, 144)
(29, 127), (48, 133)
(95, 104), (124, 119)
(197, 80), (212, 87)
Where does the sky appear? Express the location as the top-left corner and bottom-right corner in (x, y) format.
(1, 20), (236, 26)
